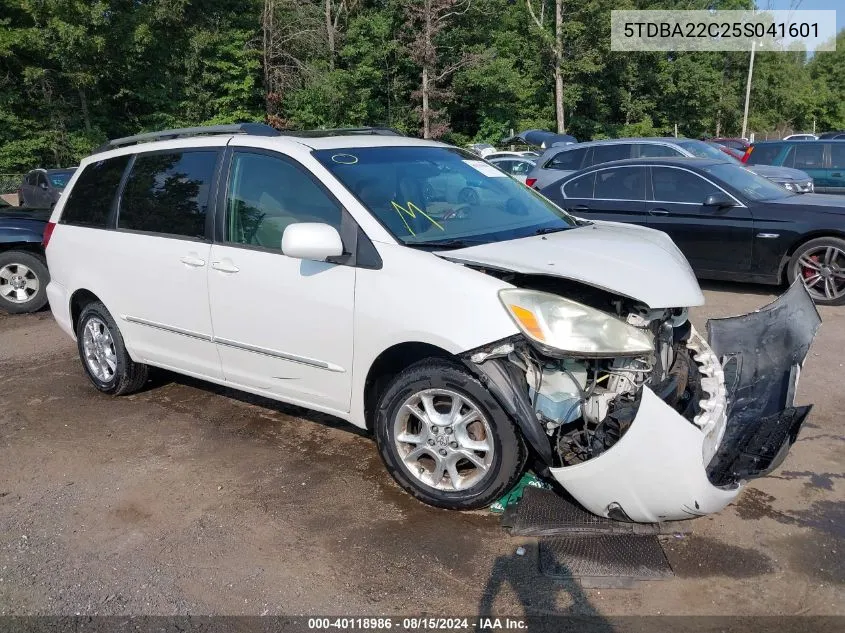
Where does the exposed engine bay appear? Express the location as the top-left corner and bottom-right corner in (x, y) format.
(463, 271), (724, 469)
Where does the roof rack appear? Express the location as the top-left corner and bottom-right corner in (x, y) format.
(278, 127), (404, 138)
(93, 124), (405, 154)
(94, 123), (281, 153)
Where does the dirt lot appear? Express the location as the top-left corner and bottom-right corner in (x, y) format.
(0, 282), (843, 617)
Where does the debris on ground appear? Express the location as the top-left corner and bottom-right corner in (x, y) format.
(489, 471), (551, 513)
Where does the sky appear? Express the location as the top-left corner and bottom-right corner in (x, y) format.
(762, 0), (843, 36)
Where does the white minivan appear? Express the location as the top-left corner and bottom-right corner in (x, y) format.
(45, 124), (819, 523)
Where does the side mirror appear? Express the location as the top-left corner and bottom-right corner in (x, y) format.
(281, 223), (343, 262)
(704, 192), (735, 208)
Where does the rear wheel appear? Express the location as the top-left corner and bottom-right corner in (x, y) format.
(76, 301), (148, 395)
(787, 237), (845, 306)
(374, 359), (526, 510)
(0, 251), (49, 314)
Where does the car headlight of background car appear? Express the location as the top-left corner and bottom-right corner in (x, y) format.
(781, 179), (814, 193)
(499, 288), (654, 358)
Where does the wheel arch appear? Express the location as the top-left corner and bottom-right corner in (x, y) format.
(362, 341), (455, 430)
(69, 288), (104, 332)
(778, 230), (845, 283)
(0, 242), (45, 258)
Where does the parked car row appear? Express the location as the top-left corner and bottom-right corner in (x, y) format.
(742, 139), (845, 195)
(539, 156), (845, 305)
(524, 137), (814, 193)
(41, 123), (818, 525)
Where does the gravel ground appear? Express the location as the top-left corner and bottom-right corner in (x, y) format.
(0, 281), (842, 617)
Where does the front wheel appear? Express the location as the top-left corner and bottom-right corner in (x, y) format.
(787, 237), (845, 306)
(374, 359), (526, 510)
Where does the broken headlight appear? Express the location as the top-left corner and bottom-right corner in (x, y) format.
(499, 289), (654, 358)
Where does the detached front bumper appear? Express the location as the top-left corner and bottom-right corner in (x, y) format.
(551, 282), (820, 523)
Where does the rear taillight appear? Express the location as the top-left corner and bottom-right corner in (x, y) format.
(42, 221), (56, 248)
(526, 178), (537, 188)
(741, 147), (753, 163)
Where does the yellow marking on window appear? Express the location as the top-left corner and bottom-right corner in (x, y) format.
(390, 200), (445, 234)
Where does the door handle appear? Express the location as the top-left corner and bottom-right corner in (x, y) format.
(211, 260), (240, 274)
(832, 172), (842, 178)
(180, 255), (206, 267)
(648, 208), (669, 216)
(572, 204), (591, 211)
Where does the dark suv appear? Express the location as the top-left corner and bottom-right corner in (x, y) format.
(17, 168), (77, 208)
(743, 140), (845, 194)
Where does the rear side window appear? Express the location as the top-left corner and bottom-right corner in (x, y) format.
(792, 143), (825, 169)
(746, 143), (783, 165)
(562, 172), (595, 198)
(591, 144), (634, 165)
(547, 148), (587, 171)
(61, 155), (130, 228)
(830, 144), (845, 170)
(595, 166), (646, 200)
(635, 144), (680, 158)
(118, 150), (218, 239)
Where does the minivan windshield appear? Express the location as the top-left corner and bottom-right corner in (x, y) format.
(702, 162), (794, 201)
(313, 146), (578, 247)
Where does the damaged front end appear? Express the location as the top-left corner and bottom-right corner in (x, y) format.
(463, 281), (821, 523)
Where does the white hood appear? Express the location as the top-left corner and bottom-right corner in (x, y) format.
(440, 221), (705, 309)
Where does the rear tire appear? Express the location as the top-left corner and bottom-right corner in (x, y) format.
(76, 301), (148, 395)
(0, 251), (49, 314)
(786, 236), (845, 306)
(374, 358), (526, 510)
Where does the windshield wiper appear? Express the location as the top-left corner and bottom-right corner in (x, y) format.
(534, 226), (570, 235)
(404, 238), (484, 249)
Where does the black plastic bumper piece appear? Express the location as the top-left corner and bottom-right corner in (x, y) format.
(705, 282), (821, 486)
(707, 405), (811, 487)
(463, 356), (554, 465)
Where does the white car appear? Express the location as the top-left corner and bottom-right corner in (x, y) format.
(487, 156), (536, 184)
(44, 124), (818, 523)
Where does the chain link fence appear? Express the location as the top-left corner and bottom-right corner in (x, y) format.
(0, 174), (24, 195)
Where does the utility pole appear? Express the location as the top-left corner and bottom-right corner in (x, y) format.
(741, 40), (756, 140)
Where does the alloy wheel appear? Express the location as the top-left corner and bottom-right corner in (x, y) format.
(393, 388), (494, 491)
(0, 262), (39, 304)
(795, 245), (845, 302)
(82, 317), (117, 382)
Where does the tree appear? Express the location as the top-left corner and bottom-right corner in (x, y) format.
(525, 0), (564, 133)
(403, 0), (478, 138)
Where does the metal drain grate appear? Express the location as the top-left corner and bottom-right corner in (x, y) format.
(538, 535), (673, 581)
(501, 487), (682, 537)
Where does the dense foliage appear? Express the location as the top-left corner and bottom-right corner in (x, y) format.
(1, 0), (843, 171)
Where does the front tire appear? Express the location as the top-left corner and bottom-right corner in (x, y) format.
(374, 359), (526, 510)
(787, 236), (845, 306)
(76, 301), (148, 395)
(0, 251), (49, 314)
